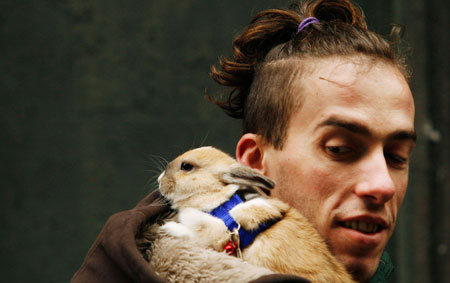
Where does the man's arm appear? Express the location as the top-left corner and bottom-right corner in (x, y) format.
(71, 190), (169, 283)
(71, 190), (309, 283)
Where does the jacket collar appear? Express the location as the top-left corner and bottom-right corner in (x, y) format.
(369, 251), (395, 283)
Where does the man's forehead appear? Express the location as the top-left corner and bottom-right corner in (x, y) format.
(313, 57), (393, 86)
(285, 56), (415, 141)
(292, 56), (401, 85)
(293, 56), (412, 104)
(288, 57), (377, 107)
(316, 61), (362, 87)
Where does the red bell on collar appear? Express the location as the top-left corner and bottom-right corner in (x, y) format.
(224, 241), (236, 255)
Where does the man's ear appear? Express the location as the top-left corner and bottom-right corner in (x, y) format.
(236, 133), (266, 173)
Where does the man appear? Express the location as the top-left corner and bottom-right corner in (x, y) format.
(206, 0), (415, 279)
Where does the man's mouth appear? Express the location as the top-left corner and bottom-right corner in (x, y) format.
(341, 220), (382, 234)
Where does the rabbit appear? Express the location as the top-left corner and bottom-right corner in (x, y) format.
(155, 146), (356, 283)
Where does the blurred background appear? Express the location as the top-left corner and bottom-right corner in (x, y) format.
(1, 0), (448, 282)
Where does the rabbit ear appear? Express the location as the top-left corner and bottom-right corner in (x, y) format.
(220, 164), (275, 190)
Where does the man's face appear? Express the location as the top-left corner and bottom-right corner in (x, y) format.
(258, 57), (415, 281)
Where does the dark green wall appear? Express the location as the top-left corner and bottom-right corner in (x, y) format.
(1, 1), (448, 282)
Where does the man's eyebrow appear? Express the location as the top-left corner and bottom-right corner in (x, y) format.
(317, 117), (417, 142)
(387, 130), (417, 143)
(318, 117), (371, 136)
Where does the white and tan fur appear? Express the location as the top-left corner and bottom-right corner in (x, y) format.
(140, 223), (275, 282)
(155, 146), (355, 283)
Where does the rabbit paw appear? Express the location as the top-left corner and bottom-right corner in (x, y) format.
(163, 208), (230, 251)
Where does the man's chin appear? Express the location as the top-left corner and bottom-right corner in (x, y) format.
(336, 254), (380, 282)
(327, 227), (387, 281)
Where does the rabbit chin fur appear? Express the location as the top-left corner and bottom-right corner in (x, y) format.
(144, 146), (356, 283)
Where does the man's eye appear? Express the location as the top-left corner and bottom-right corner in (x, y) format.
(325, 146), (357, 162)
(385, 153), (408, 169)
(180, 162), (194, 171)
(326, 146), (352, 154)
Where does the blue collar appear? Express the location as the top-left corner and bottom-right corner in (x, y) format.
(209, 193), (272, 250)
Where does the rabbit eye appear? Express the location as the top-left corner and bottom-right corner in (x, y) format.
(180, 162), (194, 171)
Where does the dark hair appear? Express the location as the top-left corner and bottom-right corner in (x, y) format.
(209, 0), (410, 149)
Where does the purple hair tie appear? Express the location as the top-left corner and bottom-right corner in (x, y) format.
(296, 17), (320, 34)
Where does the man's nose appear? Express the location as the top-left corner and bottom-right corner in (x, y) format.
(354, 149), (396, 205)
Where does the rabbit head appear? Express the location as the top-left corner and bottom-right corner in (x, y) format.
(158, 146), (274, 211)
